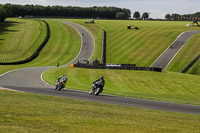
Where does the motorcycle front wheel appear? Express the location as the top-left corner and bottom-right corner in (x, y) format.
(58, 84), (64, 91)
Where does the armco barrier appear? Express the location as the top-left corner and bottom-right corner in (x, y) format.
(180, 54), (200, 73)
(73, 63), (162, 72)
(0, 20), (50, 65)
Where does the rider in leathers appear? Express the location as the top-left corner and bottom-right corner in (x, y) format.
(55, 74), (67, 90)
(91, 76), (105, 94)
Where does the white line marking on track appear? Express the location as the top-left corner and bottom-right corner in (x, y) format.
(0, 87), (24, 92)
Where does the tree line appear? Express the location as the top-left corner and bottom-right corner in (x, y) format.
(165, 12), (200, 21)
(0, 3), (131, 22)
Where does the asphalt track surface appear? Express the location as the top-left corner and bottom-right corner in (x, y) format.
(0, 21), (200, 115)
(151, 30), (200, 70)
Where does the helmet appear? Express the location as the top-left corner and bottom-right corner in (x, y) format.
(100, 76), (103, 79)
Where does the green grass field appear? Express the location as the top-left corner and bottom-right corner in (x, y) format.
(166, 33), (200, 73)
(24, 20), (81, 67)
(187, 59), (200, 75)
(64, 19), (199, 66)
(0, 19), (81, 74)
(43, 67), (200, 105)
(1, 90), (199, 132)
(1, 18), (200, 132)
(0, 18), (45, 62)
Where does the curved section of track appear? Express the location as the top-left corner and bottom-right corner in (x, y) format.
(0, 20), (95, 89)
(151, 30), (200, 70)
(1, 85), (200, 114)
(61, 21), (95, 65)
(0, 22), (200, 115)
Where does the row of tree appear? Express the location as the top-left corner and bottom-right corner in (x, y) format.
(165, 12), (200, 21)
(0, 3), (131, 21)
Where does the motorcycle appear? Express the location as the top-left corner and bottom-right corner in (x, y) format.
(55, 76), (67, 91)
(89, 82), (103, 95)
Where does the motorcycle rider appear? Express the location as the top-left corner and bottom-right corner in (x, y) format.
(55, 74), (67, 91)
(90, 76), (105, 94)
(62, 74), (67, 81)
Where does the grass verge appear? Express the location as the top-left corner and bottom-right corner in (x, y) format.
(0, 18), (45, 62)
(0, 19), (81, 74)
(43, 67), (200, 105)
(187, 59), (200, 75)
(0, 90), (199, 132)
(166, 33), (200, 73)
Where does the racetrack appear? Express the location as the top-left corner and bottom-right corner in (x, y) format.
(0, 21), (200, 115)
(151, 30), (200, 70)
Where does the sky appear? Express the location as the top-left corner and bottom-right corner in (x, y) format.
(1, 0), (200, 19)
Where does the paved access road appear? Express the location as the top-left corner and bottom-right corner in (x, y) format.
(151, 31), (200, 70)
(0, 21), (200, 115)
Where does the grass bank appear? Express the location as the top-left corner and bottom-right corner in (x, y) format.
(0, 90), (199, 132)
(166, 33), (200, 73)
(24, 20), (81, 67)
(43, 67), (200, 105)
(0, 18), (45, 62)
(0, 19), (81, 74)
(187, 59), (200, 75)
(64, 19), (199, 66)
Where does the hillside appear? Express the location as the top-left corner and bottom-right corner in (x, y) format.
(166, 33), (200, 73)
(0, 18), (45, 63)
(43, 67), (200, 105)
(65, 19), (199, 67)
(1, 19), (200, 132)
(0, 19), (81, 74)
(1, 89), (199, 132)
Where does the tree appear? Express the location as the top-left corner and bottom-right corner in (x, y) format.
(122, 8), (131, 18)
(0, 4), (12, 22)
(165, 14), (171, 20)
(171, 13), (180, 20)
(116, 12), (126, 19)
(133, 11), (140, 19)
(142, 12), (149, 20)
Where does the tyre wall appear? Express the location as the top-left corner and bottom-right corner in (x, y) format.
(73, 63), (162, 72)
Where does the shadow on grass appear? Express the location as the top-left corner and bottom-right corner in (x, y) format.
(0, 21), (22, 35)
